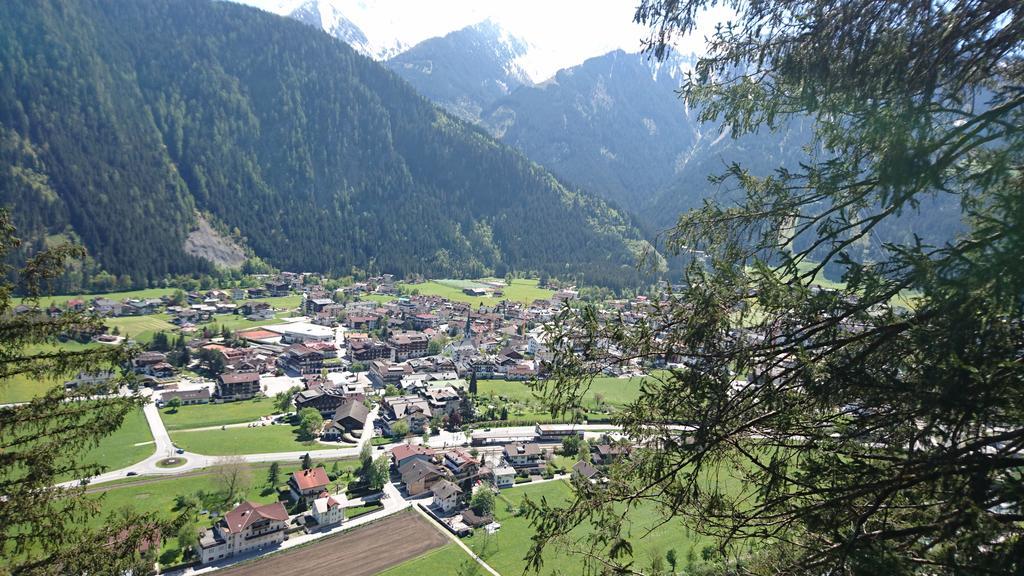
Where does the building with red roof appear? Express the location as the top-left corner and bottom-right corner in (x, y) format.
(289, 466), (331, 504)
(196, 501), (288, 564)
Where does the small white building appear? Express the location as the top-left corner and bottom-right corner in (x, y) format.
(432, 479), (463, 513)
(493, 465), (516, 489)
(311, 492), (347, 529)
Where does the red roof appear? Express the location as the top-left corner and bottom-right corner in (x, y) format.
(391, 444), (435, 465)
(222, 501), (288, 534)
(237, 328), (279, 341)
(291, 467), (330, 491)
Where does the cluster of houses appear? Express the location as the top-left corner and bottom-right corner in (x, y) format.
(196, 465), (347, 565)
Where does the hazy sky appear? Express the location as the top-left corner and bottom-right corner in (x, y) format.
(234, 0), (730, 80)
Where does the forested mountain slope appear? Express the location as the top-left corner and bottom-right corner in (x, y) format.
(0, 0), (649, 290)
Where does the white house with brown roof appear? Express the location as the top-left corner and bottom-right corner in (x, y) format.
(431, 479), (462, 513)
(196, 501), (288, 564)
(310, 492), (347, 529)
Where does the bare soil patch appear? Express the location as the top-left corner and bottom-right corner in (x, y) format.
(214, 511), (448, 576)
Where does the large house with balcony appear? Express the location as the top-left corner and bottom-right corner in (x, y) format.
(196, 501), (288, 564)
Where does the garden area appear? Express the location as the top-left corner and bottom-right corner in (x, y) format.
(56, 407), (154, 481)
(459, 479), (731, 575)
(396, 278), (555, 305)
(160, 397), (280, 431)
(85, 457), (359, 567)
(168, 424), (332, 456)
(473, 374), (652, 424)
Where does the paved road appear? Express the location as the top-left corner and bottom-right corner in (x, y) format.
(64, 401), (383, 488)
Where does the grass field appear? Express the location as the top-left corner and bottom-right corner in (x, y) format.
(211, 312), (292, 333)
(0, 341), (102, 404)
(162, 397), (280, 431)
(375, 543), (474, 576)
(105, 314), (176, 344)
(169, 424), (335, 455)
(478, 374), (648, 409)
(463, 479), (730, 575)
(59, 407), (153, 480)
(248, 294), (302, 311)
(86, 458), (359, 565)
(15, 288), (177, 308)
(398, 278), (554, 305)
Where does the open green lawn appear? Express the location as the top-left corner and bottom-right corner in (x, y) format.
(375, 543), (474, 576)
(464, 479), (731, 575)
(161, 397), (280, 431)
(169, 424), (335, 455)
(105, 314), (176, 345)
(478, 374), (648, 409)
(0, 341), (103, 404)
(86, 458), (359, 566)
(398, 278), (554, 305)
(15, 287), (177, 308)
(209, 311), (291, 333)
(59, 407), (153, 481)
(248, 294), (302, 311)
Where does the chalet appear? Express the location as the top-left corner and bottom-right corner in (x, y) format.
(92, 298), (122, 316)
(424, 385), (461, 416)
(196, 501), (288, 564)
(305, 297), (335, 316)
(399, 459), (447, 496)
(294, 387), (348, 417)
(279, 344), (324, 375)
(593, 443), (632, 466)
(349, 338), (392, 362)
(320, 400), (368, 440)
(391, 444), (435, 469)
(64, 370), (116, 391)
(382, 395), (432, 421)
(265, 280), (291, 297)
(493, 464), (516, 488)
(289, 467), (331, 504)
(442, 449), (481, 484)
(240, 302), (275, 320)
(431, 479), (462, 513)
(573, 460), (600, 482)
(503, 442), (546, 471)
(216, 371), (261, 401)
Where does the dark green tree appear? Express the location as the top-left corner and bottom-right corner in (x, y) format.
(301, 453), (313, 471)
(468, 370), (478, 395)
(527, 1), (1024, 575)
(267, 461), (280, 487)
(0, 211), (180, 574)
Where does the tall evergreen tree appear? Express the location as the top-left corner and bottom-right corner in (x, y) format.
(0, 211), (181, 574)
(528, 1), (1024, 574)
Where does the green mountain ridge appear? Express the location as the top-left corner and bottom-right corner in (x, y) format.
(0, 0), (650, 291)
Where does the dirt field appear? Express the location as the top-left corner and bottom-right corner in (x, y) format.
(214, 511), (449, 576)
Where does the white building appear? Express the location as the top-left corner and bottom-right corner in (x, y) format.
(311, 492), (347, 529)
